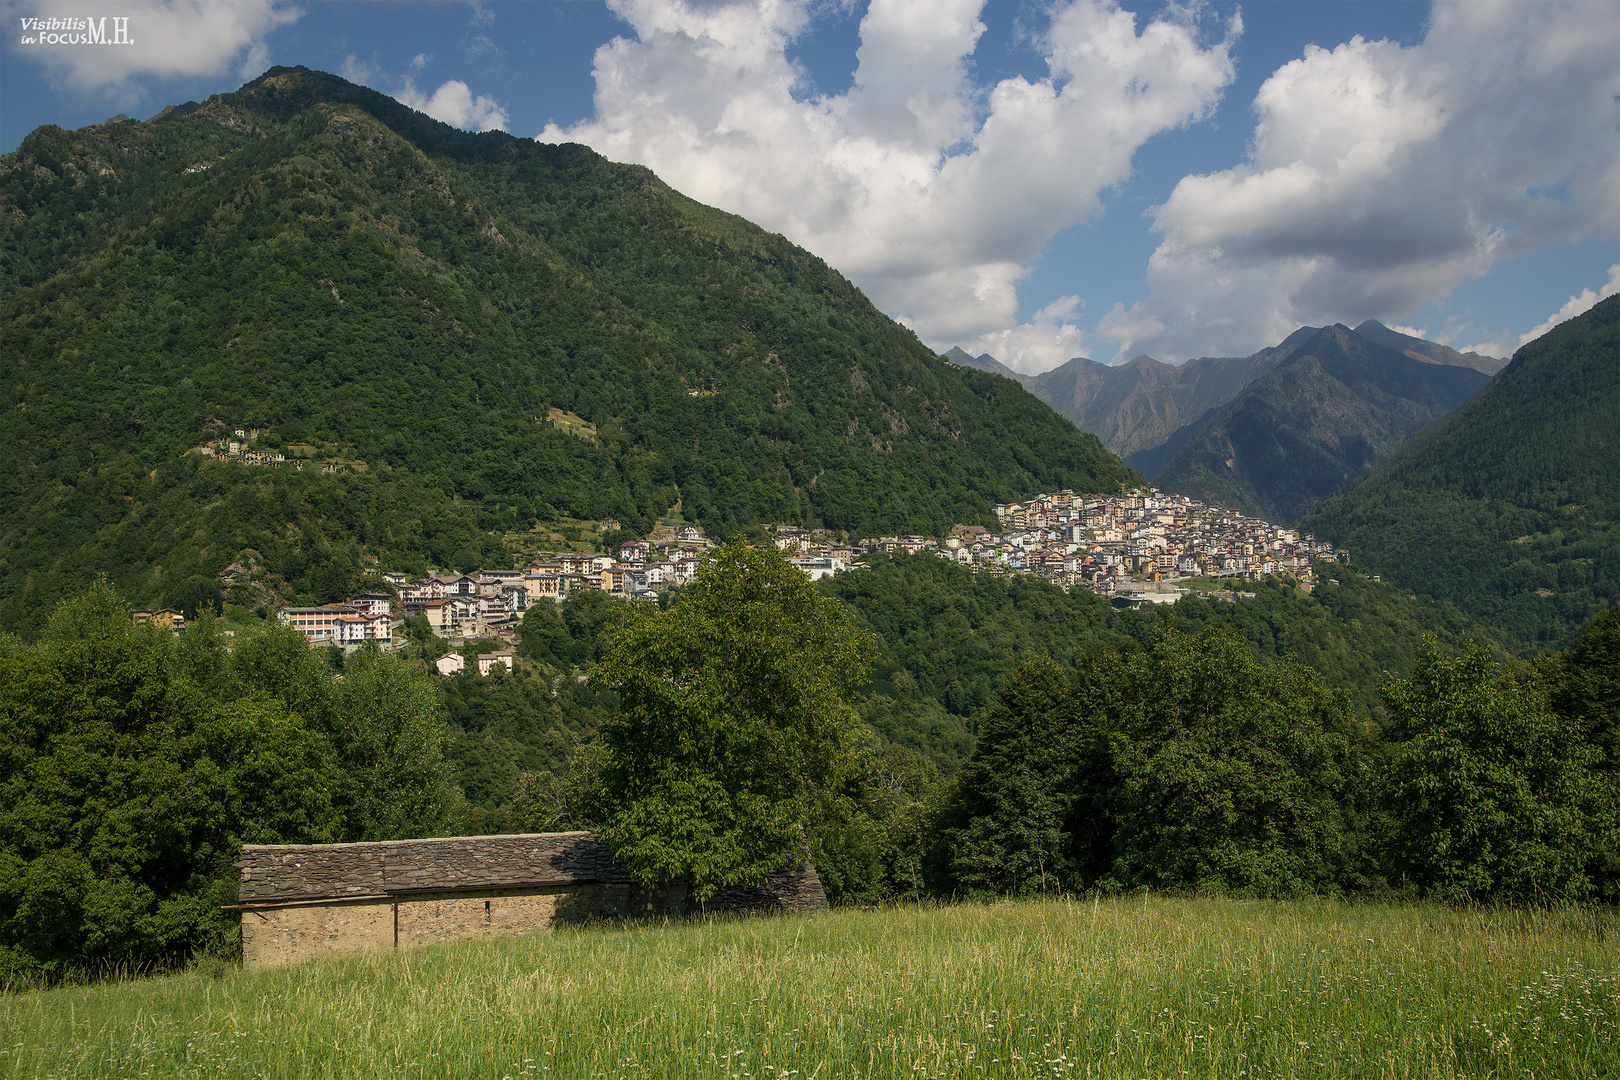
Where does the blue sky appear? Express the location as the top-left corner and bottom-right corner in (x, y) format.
(4, 1), (1616, 369)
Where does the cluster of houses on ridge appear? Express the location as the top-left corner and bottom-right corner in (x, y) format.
(266, 489), (1344, 667)
(191, 427), (288, 469)
(190, 426), (361, 473)
(271, 520), (862, 664)
(851, 488), (1345, 599)
(273, 524), (717, 652)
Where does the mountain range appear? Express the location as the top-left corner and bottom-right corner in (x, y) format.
(947, 321), (1500, 522)
(1151, 324), (1491, 522)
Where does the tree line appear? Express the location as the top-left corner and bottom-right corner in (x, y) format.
(2, 549), (1614, 984)
(0, 584), (459, 981)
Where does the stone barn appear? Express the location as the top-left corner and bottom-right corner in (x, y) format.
(232, 831), (828, 968)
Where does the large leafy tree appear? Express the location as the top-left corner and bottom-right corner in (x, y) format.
(0, 585), (342, 979)
(1382, 636), (1610, 903)
(1554, 607), (1620, 899)
(0, 584), (462, 980)
(1091, 627), (1371, 896)
(589, 541), (874, 902)
(940, 626), (1372, 898)
(942, 655), (1081, 896)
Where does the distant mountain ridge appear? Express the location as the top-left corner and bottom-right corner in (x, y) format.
(1351, 320), (1509, 375)
(1152, 325), (1491, 522)
(941, 346), (1031, 386)
(941, 346), (1296, 463)
(942, 321), (1499, 523)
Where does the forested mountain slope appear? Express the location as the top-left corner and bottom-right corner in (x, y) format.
(0, 67), (1136, 629)
(1301, 296), (1620, 651)
(1153, 325), (1490, 523)
(823, 551), (1497, 747)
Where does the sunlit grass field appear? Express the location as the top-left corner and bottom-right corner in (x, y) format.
(2, 896), (1615, 1079)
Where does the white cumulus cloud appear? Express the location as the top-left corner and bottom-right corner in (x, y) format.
(7, 0), (301, 106)
(543, 0), (1238, 373)
(339, 53), (384, 88)
(396, 76), (509, 132)
(335, 47), (507, 135)
(1105, 1), (1620, 361)
(1519, 264), (1620, 347)
(960, 296), (1090, 375)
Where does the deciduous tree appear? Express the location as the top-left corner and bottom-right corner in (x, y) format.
(589, 541), (874, 902)
(1382, 636), (1605, 902)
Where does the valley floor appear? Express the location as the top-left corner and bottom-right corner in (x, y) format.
(3, 897), (1614, 1079)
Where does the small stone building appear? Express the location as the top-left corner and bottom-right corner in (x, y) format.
(233, 831), (827, 968)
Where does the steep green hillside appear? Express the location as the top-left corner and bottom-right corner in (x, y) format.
(1302, 296), (1620, 651)
(1155, 325), (1489, 522)
(0, 67), (1136, 629)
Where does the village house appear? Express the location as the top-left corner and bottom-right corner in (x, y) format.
(418, 597), (452, 633)
(278, 605), (391, 645)
(418, 596), (481, 637)
(349, 593), (393, 618)
(132, 608), (187, 631)
(477, 650), (515, 676)
(790, 556), (845, 581)
(400, 578), (445, 608)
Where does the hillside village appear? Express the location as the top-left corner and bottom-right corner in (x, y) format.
(241, 488), (1343, 662)
(190, 427), (366, 473)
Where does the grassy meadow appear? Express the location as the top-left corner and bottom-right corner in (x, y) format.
(2, 896), (1615, 1080)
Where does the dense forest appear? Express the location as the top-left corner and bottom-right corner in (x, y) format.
(0, 66), (1136, 632)
(3, 564), (1613, 981)
(0, 584), (460, 979)
(1302, 295), (1620, 651)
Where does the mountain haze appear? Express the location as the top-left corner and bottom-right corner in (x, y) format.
(943, 344), (1302, 463)
(1035, 351), (1290, 463)
(0, 67), (1137, 627)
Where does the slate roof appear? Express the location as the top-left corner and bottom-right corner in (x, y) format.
(235, 832), (634, 903)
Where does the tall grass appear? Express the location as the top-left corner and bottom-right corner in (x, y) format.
(2, 896), (1614, 1079)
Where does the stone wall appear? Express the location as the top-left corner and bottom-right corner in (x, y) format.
(235, 832), (826, 968)
(241, 897), (393, 968)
